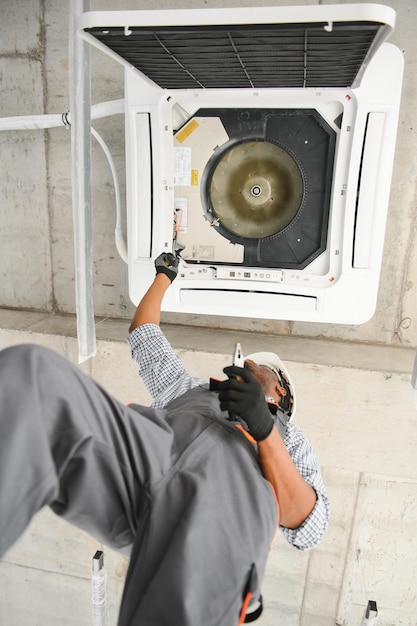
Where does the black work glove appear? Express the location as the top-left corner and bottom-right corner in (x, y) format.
(217, 365), (274, 442)
(154, 252), (179, 282)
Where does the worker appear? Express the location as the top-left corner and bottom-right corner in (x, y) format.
(127, 251), (329, 622)
(0, 252), (329, 626)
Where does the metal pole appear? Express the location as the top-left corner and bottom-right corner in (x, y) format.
(69, 0), (96, 362)
(92, 551), (107, 626)
(361, 600), (378, 625)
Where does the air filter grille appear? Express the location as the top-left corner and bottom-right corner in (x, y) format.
(86, 22), (381, 89)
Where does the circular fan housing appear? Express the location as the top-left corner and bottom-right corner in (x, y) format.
(208, 140), (304, 240)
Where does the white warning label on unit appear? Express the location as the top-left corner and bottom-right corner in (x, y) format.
(174, 147), (192, 186)
(191, 244), (216, 260)
(174, 197), (188, 234)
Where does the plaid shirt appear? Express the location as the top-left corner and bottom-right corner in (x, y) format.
(128, 324), (329, 550)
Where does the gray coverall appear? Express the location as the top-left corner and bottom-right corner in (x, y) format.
(0, 344), (278, 625)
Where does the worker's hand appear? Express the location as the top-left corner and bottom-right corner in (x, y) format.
(154, 252), (180, 282)
(217, 365), (274, 442)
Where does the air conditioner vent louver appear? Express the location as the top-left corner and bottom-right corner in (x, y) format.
(86, 22), (381, 89)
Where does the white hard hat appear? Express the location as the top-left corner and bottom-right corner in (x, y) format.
(245, 351), (296, 421)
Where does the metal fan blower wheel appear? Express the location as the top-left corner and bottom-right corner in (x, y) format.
(208, 140), (304, 239)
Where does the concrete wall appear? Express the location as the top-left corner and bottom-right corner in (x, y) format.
(1, 0), (417, 348)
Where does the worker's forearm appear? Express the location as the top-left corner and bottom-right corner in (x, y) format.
(129, 273), (171, 332)
(258, 426), (317, 529)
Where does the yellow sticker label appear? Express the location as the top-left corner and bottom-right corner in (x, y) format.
(191, 170), (199, 186)
(176, 119), (199, 143)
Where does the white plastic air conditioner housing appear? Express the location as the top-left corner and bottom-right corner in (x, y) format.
(78, 4), (404, 324)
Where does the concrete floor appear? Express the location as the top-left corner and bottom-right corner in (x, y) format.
(1, 0), (417, 624)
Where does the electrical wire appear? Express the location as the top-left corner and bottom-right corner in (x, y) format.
(91, 126), (128, 263)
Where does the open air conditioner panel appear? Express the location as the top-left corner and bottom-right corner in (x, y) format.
(173, 108), (336, 271)
(78, 5), (403, 324)
(85, 20), (388, 90)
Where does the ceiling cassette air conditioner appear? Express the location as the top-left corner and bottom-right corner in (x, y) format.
(78, 4), (403, 324)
